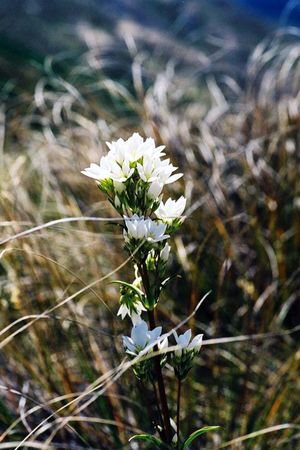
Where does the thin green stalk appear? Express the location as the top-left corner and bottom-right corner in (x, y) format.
(138, 380), (160, 435)
(138, 261), (172, 445)
(148, 308), (172, 445)
(152, 380), (165, 438)
(176, 378), (182, 450)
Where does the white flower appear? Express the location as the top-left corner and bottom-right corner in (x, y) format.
(106, 138), (129, 165)
(113, 180), (125, 193)
(107, 133), (165, 164)
(173, 329), (203, 357)
(156, 196), (186, 222)
(114, 195), (121, 208)
(156, 159), (183, 185)
(81, 162), (109, 180)
(137, 156), (159, 182)
(160, 243), (171, 262)
(137, 156), (183, 187)
(188, 334), (203, 352)
(106, 134), (142, 165)
(124, 215), (148, 240)
(147, 181), (163, 199)
(145, 220), (169, 243)
(123, 320), (164, 355)
(117, 302), (146, 324)
(82, 133), (182, 197)
(123, 215), (169, 243)
(137, 136), (165, 160)
(82, 154), (134, 182)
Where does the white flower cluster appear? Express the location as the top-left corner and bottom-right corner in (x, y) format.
(82, 132), (205, 437)
(116, 276), (146, 325)
(122, 321), (203, 381)
(82, 132), (187, 322)
(172, 329), (203, 380)
(122, 320), (169, 381)
(123, 215), (169, 243)
(82, 133), (190, 353)
(123, 322), (202, 358)
(117, 299), (146, 325)
(123, 320), (168, 357)
(82, 133), (186, 218)
(82, 133), (183, 213)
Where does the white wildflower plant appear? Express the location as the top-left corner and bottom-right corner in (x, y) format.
(123, 320), (168, 381)
(117, 280), (146, 324)
(172, 329), (204, 380)
(82, 132), (219, 448)
(156, 196), (187, 232)
(82, 132), (182, 216)
(123, 215), (169, 244)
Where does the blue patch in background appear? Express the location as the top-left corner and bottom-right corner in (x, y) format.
(233, 0), (300, 24)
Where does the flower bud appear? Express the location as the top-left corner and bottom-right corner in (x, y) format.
(148, 181), (163, 199)
(160, 243), (171, 262)
(114, 180), (125, 193)
(114, 195), (121, 208)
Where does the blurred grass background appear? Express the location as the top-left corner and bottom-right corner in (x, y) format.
(0, 0), (299, 448)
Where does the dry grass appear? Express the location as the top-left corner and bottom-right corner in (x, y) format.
(0, 3), (299, 448)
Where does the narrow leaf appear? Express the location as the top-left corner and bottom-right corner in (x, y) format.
(183, 426), (220, 449)
(109, 280), (145, 298)
(129, 433), (166, 448)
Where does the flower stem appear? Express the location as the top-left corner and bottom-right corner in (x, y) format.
(176, 378), (182, 450)
(138, 262), (172, 445)
(147, 309), (172, 445)
(138, 380), (161, 437)
(152, 380), (165, 438)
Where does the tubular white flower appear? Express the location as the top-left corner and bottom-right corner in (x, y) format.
(124, 215), (148, 240)
(137, 156), (159, 182)
(82, 154), (134, 182)
(114, 196), (121, 209)
(173, 329), (191, 357)
(113, 180), (125, 193)
(173, 329), (203, 357)
(82, 132), (182, 205)
(123, 320), (165, 355)
(137, 155), (183, 187)
(107, 133), (165, 164)
(81, 162), (110, 180)
(147, 181), (163, 199)
(188, 334), (203, 353)
(160, 243), (171, 262)
(146, 220), (169, 243)
(117, 302), (146, 324)
(156, 196), (186, 222)
(139, 136), (165, 159)
(106, 138), (129, 165)
(123, 215), (169, 243)
(156, 160), (183, 185)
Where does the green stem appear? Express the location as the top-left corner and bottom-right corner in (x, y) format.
(138, 262), (172, 445)
(176, 378), (182, 450)
(138, 380), (161, 437)
(152, 380), (165, 439)
(148, 309), (172, 445)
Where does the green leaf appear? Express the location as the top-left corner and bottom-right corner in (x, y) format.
(109, 280), (145, 299)
(182, 426), (220, 449)
(129, 434), (168, 449)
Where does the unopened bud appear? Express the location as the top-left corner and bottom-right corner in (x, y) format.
(160, 243), (171, 262)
